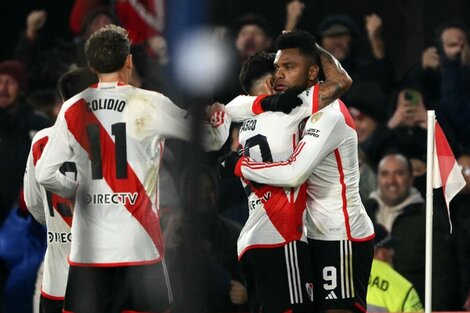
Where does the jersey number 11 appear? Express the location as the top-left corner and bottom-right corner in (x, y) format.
(86, 122), (128, 180)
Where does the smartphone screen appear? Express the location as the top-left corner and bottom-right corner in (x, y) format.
(404, 89), (419, 106)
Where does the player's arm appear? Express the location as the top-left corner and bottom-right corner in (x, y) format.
(36, 114), (78, 199)
(316, 43), (353, 109)
(23, 145), (46, 224)
(234, 111), (343, 187)
(150, 96), (231, 151)
(225, 88), (306, 121)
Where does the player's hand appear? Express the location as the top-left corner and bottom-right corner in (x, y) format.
(260, 88), (303, 114)
(218, 151), (241, 179)
(229, 280), (248, 305)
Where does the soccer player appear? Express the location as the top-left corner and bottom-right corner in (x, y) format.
(220, 30), (374, 313)
(221, 30), (353, 313)
(24, 67), (97, 313)
(35, 25), (230, 312)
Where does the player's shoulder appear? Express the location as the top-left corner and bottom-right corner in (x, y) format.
(131, 87), (175, 107)
(31, 127), (52, 144)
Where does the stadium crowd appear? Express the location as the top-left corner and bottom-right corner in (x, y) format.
(0, 0), (469, 312)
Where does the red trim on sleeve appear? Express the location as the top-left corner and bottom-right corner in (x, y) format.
(252, 95), (268, 114)
(312, 83), (320, 113)
(32, 136), (49, 165)
(234, 157), (245, 177)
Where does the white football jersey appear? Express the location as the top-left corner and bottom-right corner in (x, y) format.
(24, 127), (74, 299)
(226, 85), (319, 258)
(239, 100), (374, 242)
(36, 82), (230, 266)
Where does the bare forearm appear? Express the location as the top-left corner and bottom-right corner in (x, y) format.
(369, 35), (385, 59)
(316, 44), (352, 108)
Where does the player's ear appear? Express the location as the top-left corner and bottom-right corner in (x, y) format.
(125, 54), (133, 69)
(265, 76), (275, 95)
(308, 64), (319, 82)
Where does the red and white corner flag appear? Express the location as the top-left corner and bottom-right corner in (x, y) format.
(424, 111), (465, 313)
(431, 121), (466, 209)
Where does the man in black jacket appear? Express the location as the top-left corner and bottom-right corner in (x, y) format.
(364, 153), (460, 310)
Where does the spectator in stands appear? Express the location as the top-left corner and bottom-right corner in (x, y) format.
(13, 10), (76, 92)
(0, 60), (50, 224)
(316, 13), (395, 105)
(385, 87), (429, 194)
(367, 223), (423, 313)
(213, 14), (273, 103)
(164, 165), (247, 313)
(404, 20), (470, 152)
(364, 153), (459, 310)
(347, 83), (391, 169)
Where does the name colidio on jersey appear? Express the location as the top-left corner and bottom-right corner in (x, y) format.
(84, 192), (138, 206)
(87, 98), (126, 112)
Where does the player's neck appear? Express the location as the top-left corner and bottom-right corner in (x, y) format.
(97, 69), (130, 85)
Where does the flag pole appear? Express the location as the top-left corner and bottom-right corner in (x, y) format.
(425, 110), (435, 313)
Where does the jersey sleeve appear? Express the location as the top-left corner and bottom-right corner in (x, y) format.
(238, 109), (343, 187)
(225, 84), (317, 122)
(402, 286), (424, 312)
(36, 111), (78, 199)
(225, 95), (259, 122)
(23, 145), (46, 225)
(148, 95), (230, 151)
(201, 110), (231, 151)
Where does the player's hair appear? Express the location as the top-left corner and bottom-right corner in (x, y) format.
(58, 67), (98, 101)
(85, 25), (131, 74)
(239, 52), (275, 94)
(275, 30), (320, 65)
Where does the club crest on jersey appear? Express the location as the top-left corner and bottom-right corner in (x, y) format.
(310, 111), (323, 124)
(305, 282), (314, 302)
(84, 192), (138, 206)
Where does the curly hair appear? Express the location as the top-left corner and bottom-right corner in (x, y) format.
(275, 30), (320, 65)
(85, 25), (131, 74)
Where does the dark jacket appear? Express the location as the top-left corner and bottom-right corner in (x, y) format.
(0, 101), (50, 224)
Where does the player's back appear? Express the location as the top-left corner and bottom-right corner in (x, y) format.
(25, 128), (75, 298)
(236, 101), (312, 257)
(39, 82), (191, 266)
(303, 100), (373, 241)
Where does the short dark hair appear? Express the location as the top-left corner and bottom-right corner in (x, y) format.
(275, 30), (320, 65)
(58, 67), (98, 100)
(85, 25), (131, 74)
(239, 52), (275, 94)
(435, 20), (470, 49)
(379, 153), (413, 176)
(233, 14), (271, 38)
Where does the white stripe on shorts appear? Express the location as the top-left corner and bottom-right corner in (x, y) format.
(284, 242), (303, 304)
